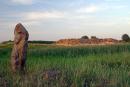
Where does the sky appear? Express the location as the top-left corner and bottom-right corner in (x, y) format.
(0, 0), (130, 42)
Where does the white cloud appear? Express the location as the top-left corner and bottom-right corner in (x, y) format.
(104, 5), (127, 10)
(105, 0), (122, 2)
(25, 11), (65, 20)
(77, 5), (99, 13)
(76, 3), (127, 14)
(128, 18), (130, 24)
(11, 0), (33, 5)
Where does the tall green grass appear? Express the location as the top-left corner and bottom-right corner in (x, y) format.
(0, 43), (130, 87)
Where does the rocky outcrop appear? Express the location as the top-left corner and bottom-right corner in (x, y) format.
(56, 38), (119, 46)
(56, 39), (80, 46)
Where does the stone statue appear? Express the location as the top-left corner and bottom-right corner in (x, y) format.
(11, 23), (29, 73)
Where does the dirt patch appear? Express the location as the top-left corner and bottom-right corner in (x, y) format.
(42, 69), (61, 81)
(37, 69), (74, 87)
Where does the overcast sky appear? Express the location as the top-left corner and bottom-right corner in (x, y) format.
(0, 0), (130, 42)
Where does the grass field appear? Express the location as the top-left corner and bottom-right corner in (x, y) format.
(0, 43), (130, 87)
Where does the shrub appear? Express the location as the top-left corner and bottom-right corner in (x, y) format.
(122, 34), (130, 42)
(81, 36), (89, 39)
(91, 36), (97, 39)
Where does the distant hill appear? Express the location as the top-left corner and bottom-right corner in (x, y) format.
(1, 40), (56, 44)
(28, 41), (55, 44)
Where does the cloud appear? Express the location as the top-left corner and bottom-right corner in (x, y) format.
(105, 5), (127, 10)
(105, 0), (122, 2)
(128, 18), (130, 24)
(25, 11), (65, 20)
(76, 3), (127, 14)
(77, 5), (99, 13)
(11, 0), (33, 5)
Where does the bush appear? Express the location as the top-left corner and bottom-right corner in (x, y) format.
(81, 36), (89, 39)
(122, 34), (130, 42)
(91, 36), (97, 39)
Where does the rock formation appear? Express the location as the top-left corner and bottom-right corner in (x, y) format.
(56, 38), (119, 46)
(11, 23), (29, 72)
(56, 39), (80, 46)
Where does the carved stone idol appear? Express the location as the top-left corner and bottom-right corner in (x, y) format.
(11, 23), (29, 72)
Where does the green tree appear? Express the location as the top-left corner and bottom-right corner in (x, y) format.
(122, 34), (130, 42)
(81, 35), (89, 39)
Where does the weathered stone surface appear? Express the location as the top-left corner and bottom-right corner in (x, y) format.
(11, 23), (29, 72)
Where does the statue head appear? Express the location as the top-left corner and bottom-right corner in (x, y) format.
(14, 23), (29, 44)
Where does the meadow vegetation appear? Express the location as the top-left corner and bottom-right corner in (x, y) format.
(0, 43), (130, 87)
